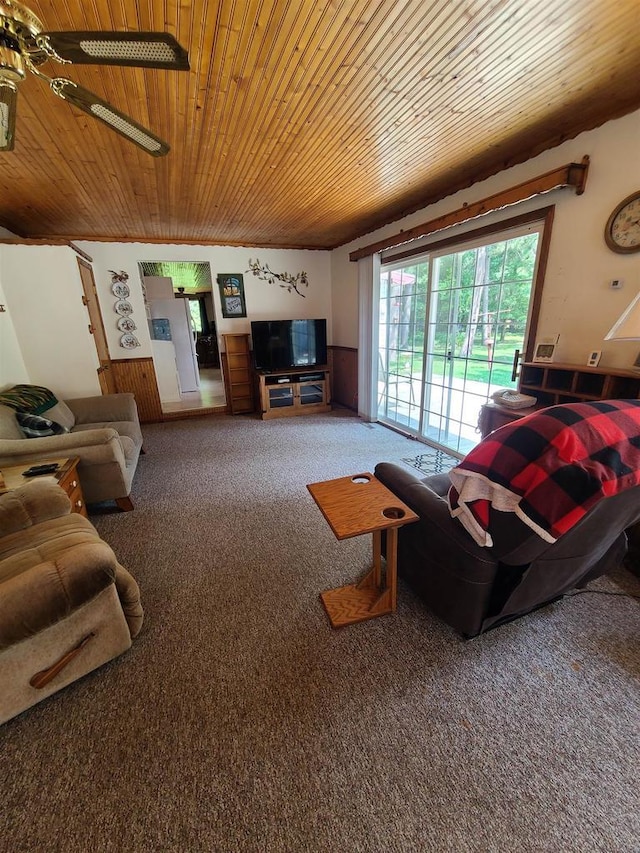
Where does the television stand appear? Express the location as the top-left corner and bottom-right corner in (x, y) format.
(257, 367), (331, 419)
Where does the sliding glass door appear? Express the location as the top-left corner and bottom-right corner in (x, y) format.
(378, 223), (543, 454)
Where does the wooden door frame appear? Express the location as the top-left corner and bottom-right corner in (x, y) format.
(76, 257), (117, 394)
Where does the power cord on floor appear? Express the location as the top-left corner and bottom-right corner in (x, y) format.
(565, 589), (640, 601)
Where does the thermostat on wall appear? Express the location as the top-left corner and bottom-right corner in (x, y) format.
(587, 350), (602, 367)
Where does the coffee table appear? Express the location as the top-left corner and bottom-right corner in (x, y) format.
(307, 472), (418, 628)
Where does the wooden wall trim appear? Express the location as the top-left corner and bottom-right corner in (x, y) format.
(110, 357), (163, 423)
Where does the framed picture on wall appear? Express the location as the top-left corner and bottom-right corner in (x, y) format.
(217, 273), (247, 318)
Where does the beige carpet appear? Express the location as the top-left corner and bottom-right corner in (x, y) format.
(1, 409), (639, 853)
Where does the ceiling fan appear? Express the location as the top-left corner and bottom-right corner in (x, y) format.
(0, 1), (189, 155)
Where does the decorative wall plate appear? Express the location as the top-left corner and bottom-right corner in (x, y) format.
(604, 190), (640, 253)
(120, 333), (140, 348)
(111, 281), (131, 298)
(114, 299), (134, 316)
(117, 316), (137, 332)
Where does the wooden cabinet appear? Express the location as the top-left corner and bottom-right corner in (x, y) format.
(0, 456), (87, 518)
(479, 362), (640, 438)
(478, 401), (526, 437)
(56, 458), (87, 517)
(258, 368), (331, 419)
(222, 333), (254, 414)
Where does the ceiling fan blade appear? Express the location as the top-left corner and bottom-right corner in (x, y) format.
(0, 82), (17, 151)
(52, 79), (170, 156)
(40, 31), (190, 71)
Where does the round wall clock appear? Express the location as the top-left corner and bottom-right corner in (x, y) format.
(604, 191), (640, 253)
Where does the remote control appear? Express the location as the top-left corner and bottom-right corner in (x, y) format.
(23, 463), (59, 477)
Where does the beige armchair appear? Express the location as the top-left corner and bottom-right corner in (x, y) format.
(0, 389), (143, 511)
(0, 478), (143, 725)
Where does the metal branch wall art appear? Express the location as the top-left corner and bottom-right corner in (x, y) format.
(246, 259), (308, 298)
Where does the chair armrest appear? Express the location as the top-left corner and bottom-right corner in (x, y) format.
(375, 463), (451, 512)
(0, 541), (117, 649)
(0, 479), (71, 536)
(375, 462), (550, 564)
(65, 393), (139, 426)
(375, 462), (496, 565)
(0, 428), (124, 465)
(115, 565), (144, 638)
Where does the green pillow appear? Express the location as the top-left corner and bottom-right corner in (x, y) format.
(0, 385), (58, 415)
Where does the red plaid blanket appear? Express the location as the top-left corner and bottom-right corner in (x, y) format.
(448, 400), (640, 546)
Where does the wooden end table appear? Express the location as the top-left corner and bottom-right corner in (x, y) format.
(307, 472), (418, 628)
(0, 457), (88, 518)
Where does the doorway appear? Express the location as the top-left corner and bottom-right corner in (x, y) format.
(377, 221), (544, 454)
(138, 261), (227, 414)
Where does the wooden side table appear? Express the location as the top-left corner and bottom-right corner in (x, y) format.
(307, 473), (418, 628)
(0, 457), (88, 518)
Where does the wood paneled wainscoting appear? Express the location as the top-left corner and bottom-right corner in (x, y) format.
(329, 346), (358, 411)
(110, 358), (163, 424)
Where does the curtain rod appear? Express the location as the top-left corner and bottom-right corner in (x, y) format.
(349, 156), (590, 262)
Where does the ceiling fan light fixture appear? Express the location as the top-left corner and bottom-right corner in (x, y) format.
(0, 77), (17, 149)
(0, 4), (189, 153)
(0, 33), (25, 82)
(0, 1), (43, 38)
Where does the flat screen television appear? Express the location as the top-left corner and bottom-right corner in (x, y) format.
(251, 319), (327, 372)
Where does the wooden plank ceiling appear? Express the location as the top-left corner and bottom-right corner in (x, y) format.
(1, 0), (639, 250)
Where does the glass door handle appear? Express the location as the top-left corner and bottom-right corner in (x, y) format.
(511, 349), (522, 382)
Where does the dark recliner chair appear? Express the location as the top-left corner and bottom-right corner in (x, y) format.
(375, 459), (640, 639)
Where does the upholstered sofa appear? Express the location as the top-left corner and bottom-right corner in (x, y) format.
(0, 385), (143, 511)
(0, 478), (143, 725)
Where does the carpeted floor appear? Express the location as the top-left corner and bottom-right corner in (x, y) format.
(1, 410), (639, 853)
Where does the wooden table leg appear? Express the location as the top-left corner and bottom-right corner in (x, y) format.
(321, 526), (398, 627)
(386, 526), (398, 612)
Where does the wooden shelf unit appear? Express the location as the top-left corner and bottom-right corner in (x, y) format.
(479, 362), (640, 438)
(258, 367), (331, 419)
(222, 333), (254, 414)
(519, 362), (640, 407)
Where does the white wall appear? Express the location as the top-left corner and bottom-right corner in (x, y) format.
(331, 109), (640, 370)
(75, 243), (332, 359)
(0, 245), (100, 396)
(0, 273), (28, 388)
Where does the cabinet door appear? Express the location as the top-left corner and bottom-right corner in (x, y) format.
(299, 381), (325, 406)
(268, 385), (295, 409)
